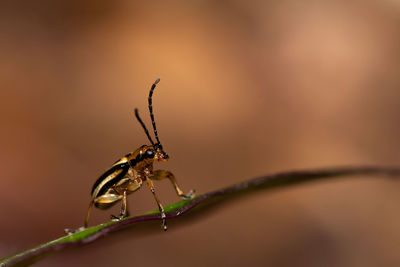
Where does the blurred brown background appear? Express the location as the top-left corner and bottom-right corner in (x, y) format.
(1, 0), (400, 266)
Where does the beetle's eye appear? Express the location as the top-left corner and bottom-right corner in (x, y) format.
(146, 150), (154, 157)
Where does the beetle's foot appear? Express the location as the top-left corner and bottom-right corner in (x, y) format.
(181, 189), (196, 200)
(161, 212), (167, 231)
(110, 214), (125, 221)
(64, 226), (85, 235)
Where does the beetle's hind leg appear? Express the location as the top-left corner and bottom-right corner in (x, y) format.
(64, 200), (94, 234)
(151, 170), (195, 199)
(84, 200), (94, 228)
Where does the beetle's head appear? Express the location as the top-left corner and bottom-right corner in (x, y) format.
(141, 144), (169, 163)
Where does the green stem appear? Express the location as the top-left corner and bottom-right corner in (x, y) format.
(1, 165), (399, 267)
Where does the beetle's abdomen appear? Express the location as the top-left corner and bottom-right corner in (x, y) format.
(91, 162), (130, 199)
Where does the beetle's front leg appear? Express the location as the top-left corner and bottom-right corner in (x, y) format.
(151, 170), (195, 199)
(145, 177), (167, 231)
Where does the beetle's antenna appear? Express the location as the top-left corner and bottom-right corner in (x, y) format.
(148, 78), (162, 146)
(135, 108), (155, 146)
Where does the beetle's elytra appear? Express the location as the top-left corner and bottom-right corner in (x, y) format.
(66, 79), (194, 233)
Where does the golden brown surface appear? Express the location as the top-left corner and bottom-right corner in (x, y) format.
(1, 1), (400, 266)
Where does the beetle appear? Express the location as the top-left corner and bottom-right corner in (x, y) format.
(67, 78), (194, 233)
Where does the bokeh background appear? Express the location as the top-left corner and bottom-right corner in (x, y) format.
(1, 0), (400, 266)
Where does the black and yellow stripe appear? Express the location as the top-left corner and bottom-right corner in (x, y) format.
(91, 163), (130, 198)
(90, 146), (156, 200)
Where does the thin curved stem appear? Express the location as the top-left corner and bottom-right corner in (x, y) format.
(1, 165), (399, 267)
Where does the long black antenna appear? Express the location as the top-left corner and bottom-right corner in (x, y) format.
(148, 78), (161, 146)
(134, 108), (155, 146)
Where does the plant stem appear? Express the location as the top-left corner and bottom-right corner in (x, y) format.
(1, 165), (399, 267)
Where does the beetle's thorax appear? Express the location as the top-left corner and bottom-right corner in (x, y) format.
(124, 144), (169, 173)
(125, 145), (151, 170)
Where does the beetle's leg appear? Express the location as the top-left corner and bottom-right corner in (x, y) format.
(111, 190), (129, 221)
(145, 177), (167, 231)
(127, 178), (143, 191)
(91, 193), (123, 221)
(84, 200), (94, 228)
(151, 170), (195, 199)
(64, 200), (95, 234)
(65, 199), (95, 234)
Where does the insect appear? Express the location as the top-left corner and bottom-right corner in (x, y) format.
(67, 79), (194, 233)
